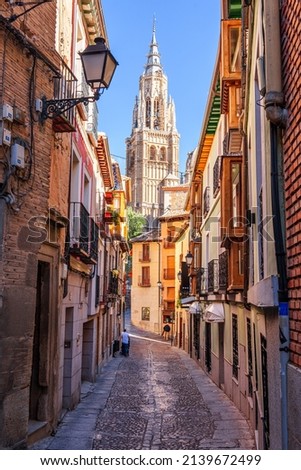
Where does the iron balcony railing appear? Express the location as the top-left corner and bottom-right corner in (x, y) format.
(213, 156), (221, 197)
(69, 202), (98, 264)
(90, 218), (98, 263)
(196, 268), (208, 296)
(208, 259), (219, 293)
(52, 60), (77, 130)
(203, 186), (210, 217)
(219, 251), (228, 291)
(108, 273), (119, 296)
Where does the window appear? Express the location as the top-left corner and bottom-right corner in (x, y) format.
(150, 145), (156, 160)
(160, 147), (166, 161)
(138, 267), (150, 287)
(142, 244), (150, 262)
(228, 242), (244, 290)
(141, 307), (150, 321)
(221, 19), (242, 80)
(232, 314), (239, 380)
(213, 156), (221, 197)
(221, 19), (242, 114)
(154, 99), (160, 129)
(229, 26), (241, 73)
(146, 98), (151, 128)
(247, 318), (253, 397)
(232, 162), (241, 227)
(203, 186), (210, 217)
(221, 155), (243, 239)
(205, 322), (212, 373)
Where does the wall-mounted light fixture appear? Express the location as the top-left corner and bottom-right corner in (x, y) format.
(41, 37), (118, 121)
(157, 281), (164, 290)
(185, 251), (204, 275)
(185, 251), (193, 266)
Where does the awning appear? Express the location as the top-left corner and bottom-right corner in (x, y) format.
(189, 301), (202, 314)
(181, 296), (197, 306)
(203, 303), (225, 322)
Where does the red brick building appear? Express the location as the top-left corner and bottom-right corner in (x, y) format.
(281, 0), (301, 449)
(0, 1), (125, 449)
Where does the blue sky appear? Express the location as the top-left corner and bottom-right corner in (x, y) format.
(99, 0), (220, 175)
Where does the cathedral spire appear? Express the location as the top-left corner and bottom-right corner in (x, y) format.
(145, 17), (162, 75)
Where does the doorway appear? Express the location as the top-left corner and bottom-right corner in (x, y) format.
(30, 260), (50, 421)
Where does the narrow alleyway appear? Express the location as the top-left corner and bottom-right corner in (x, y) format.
(31, 323), (256, 451)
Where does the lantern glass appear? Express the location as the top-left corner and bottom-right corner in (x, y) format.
(185, 252), (193, 266)
(80, 37), (118, 90)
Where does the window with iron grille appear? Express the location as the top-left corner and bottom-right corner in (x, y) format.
(258, 189), (264, 280)
(247, 318), (253, 397)
(213, 156), (221, 196)
(261, 334), (270, 449)
(208, 259), (219, 292)
(219, 251), (228, 291)
(203, 186), (210, 217)
(205, 322), (212, 373)
(232, 313), (239, 379)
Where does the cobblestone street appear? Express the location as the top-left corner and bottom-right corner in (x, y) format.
(92, 330), (255, 450)
(31, 324), (256, 451)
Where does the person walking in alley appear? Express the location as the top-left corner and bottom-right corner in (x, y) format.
(162, 323), (171, 340)
(121, 328), (130, 356)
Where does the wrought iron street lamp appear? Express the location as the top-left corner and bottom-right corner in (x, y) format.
(41, 37), (118, 121)
(185, 251), (193, 267)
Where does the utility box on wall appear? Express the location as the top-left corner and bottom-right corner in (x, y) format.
(11, 142), (25, 168)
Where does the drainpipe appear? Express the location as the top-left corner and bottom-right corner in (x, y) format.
(264, 0), (288, 128)
(263, 0), (289, 449)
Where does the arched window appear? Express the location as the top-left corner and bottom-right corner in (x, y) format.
(145, 98), (151, 128)
(154, 98), (160, 129)
(160, 147), (166, 161)
(150, 146), (156, 160)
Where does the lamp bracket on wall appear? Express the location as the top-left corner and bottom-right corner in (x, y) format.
(41, 89), (102, 121)
(6, 0), (52, 23)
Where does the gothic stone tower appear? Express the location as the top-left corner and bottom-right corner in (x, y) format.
(126, 23), (180, 228)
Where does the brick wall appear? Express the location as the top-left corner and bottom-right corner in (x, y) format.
(281, 0), (301, 367)
(0, 3), (67, 448)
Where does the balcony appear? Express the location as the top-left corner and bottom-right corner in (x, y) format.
(213, 156), (221, 197)
(95, 274), (104, 305)
(104, 210), (113, 224)
(223, 129), (243, 154)
(221, 19), (242, 113)
(196, 269), (208, 296)
(203, 186), (210, 218)
(208, 259), (219, 293)
(108, 272), (119, 297)
(69, 202), (98, 264)
(219, 251), (228, 291)
(90, 218), (98, 263)
(105, 191), (113, 204)
(52, 60), (77, 132)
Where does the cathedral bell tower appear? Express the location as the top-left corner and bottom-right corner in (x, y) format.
(126, 21), (180, 228)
